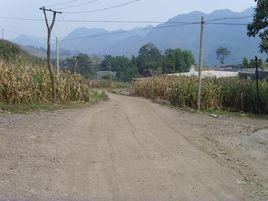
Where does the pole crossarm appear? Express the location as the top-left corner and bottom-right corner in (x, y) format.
(39, 7), (62, 14)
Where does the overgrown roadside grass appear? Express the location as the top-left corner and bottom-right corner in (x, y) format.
(0, 90), (107, 114)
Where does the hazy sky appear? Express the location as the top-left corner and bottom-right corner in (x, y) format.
(0, 0), (256, 39)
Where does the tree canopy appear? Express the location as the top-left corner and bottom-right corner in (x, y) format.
(136, 43), (162, 75)
(101, 55), (138, 82)
(62, 53), (101, 78)
(161, 48), (195, 74)
(216, 47), (231, 65)
(247, 0), (268, 53)
(62, 43), (195, 81)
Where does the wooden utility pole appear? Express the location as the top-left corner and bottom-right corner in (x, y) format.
(197, 16), (205, 111)
(74, 56), (79, 74)
(109, 65), (112, 89)
(56, 37), (60, 77)
(1, 28), (4, 40)
(40, 6), (62, 103)
(255, 56), (260, 102)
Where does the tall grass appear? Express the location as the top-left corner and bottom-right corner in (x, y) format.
(0, 61), (92, 104)
(132, 76), (268, 114)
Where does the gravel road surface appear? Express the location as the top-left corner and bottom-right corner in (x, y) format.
(0, 94), (268, 201)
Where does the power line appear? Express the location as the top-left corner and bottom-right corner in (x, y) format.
(62, 0), (139, 13)
(206, 22), (248, 26)
(55, 0), (100, 10)
(0, 16), (199, 24)
(45, 0), (80, 8)
(0, 15), (250, 43)
(3, 21), (249, 43)
(63, 23), (199, 41)
(0, 15), (251, 25)
(206, 16), (252, 22)
(59, 19), (199, 24)
(0, 16), (43, 22)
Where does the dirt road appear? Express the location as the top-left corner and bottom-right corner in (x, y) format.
(0, 94), (268, 201)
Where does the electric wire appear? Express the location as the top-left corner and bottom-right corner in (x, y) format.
(206, 22), (248, 26)
(206, 16), (252, 22)
(45, 0), (80, 8)
(63, 23), (199, 41)
(61, 0), (139, 14)
(55, 0), (100, 10)
(0, 16), (251, 24)
(1, 13), (252, 43)
(0, 16), (203, 25)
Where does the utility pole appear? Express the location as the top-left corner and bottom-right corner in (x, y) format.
(109, 65), (112, 89)
(255, 56), (260, 105)
(56, 37), (60, 77)
(74, 56), (79, 74)
(39, 6), (62, 103)
(1, 28), (4, 40)
(197, 16), (205, 111)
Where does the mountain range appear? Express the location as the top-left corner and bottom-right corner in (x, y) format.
(12, 7), (265, 66)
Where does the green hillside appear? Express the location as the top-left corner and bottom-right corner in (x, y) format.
(0, 39), (45, 66)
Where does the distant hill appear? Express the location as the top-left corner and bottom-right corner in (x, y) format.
(12, 34), (46, 48)
(142, 8), (262, 66)
(11, 8), (266, 66)
(20, 45), (76, 60)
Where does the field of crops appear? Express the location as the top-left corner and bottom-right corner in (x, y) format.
(132, 76), (268, 114)
(0, 61), (94, 104)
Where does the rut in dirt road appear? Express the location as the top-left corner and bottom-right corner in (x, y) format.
(0, 94), (267, 201)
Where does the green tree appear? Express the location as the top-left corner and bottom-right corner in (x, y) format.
(161, 48), (195, 74)
(101, 55), (138, 82)
(216, 47), (231, 65)
(136, 43), (161, 75)
(248, 0), (268, 53)
(62, 53), (101, 78)
(242, 57), (250, 68)
(250, 57), (264, 70)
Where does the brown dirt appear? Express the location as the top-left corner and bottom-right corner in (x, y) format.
(0, 93), (267, 201)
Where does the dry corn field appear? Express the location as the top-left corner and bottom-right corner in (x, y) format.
(132, 76), (268, 114)
(0, 61), (93, 104)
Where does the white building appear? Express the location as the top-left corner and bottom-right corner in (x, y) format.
(168, 66), (238, 78)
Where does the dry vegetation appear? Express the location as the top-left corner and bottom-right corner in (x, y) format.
(0, 61), (95, 104)
(90, 79), (131, 89)
(0, 40), (106, 106)
(132, 76), (268, 114)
